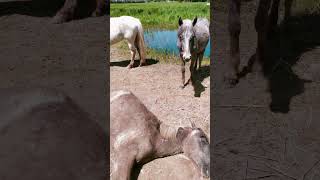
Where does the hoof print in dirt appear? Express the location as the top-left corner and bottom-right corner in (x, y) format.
(223, 77), (239, 88)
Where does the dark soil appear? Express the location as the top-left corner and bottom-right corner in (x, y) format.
(0, 12), (108, 130)
(212, 1), (320, 179)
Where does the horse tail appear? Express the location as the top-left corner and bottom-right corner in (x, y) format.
(136, 21), (146, 64)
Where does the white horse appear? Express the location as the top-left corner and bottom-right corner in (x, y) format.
(110, 16), (146, 68)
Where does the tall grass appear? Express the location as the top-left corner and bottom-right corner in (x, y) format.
(111, 2), (210, 29)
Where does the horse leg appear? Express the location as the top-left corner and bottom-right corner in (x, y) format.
(190, 54), (197, 84)
(52, 0), (77, 24)
(180, 58), (186, 88)
(194, 54), (198, 71)
(267, 0), (280, 37)
(284, 0), (293, 21)
(135, 33), (146, 67)
(127, 41), (136, 69)
(92, 0), (107, 17)
(255, 0), (272, 73)
(227, 0), (241, 86)
(135, 42), (144, 67)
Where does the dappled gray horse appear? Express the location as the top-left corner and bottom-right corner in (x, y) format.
(226, 0), (293, 86)
(110, 90), (210, 179)
(0, 87), (106, 179)
(177, 17), (210, 88)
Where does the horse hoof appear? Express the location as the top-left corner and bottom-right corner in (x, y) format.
(127, 65), (133, 69)
(180, 85), (185, 89)
(139, 63), (146, 67)
(51, 14), (68, 24)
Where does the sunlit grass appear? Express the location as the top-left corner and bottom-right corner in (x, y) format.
(111, 2), (210, 30)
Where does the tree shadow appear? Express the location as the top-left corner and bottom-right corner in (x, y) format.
(0, 0), (96, 20)
(192, 65), (210, 97)
(110, 59), (159, 68)
(240, 14), (320, 113)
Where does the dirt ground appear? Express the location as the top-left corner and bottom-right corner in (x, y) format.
(212, 1), (320, 180)
(110, 43), (210, 179)
(0, 12), (108, 130)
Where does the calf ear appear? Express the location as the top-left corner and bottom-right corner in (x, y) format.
(179, 17), (183, 26)
(192, 16), (198, 26)
(176, 127), (189, 142)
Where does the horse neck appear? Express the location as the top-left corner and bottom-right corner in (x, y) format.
(154, 123), (183, 158)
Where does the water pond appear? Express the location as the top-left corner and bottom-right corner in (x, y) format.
(144, 30), (210, 58)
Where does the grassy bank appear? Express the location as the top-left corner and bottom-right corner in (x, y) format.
(111, 2), (210, 29)
(118, 41), (210, 65)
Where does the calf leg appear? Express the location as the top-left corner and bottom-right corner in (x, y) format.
(227, 0), (241, 86)
(52, 0), (77, 24)
(255, 0), (272, 73)
(127, 41), (136, 69)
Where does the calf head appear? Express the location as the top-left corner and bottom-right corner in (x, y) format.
(177, 17), (198, 62)
(176, 124), (210, 178)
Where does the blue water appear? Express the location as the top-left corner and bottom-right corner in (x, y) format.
(144, 30), (210, 58)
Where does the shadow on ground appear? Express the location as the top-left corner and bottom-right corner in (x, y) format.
(110, 59), (159, 68)
(238, 14), (320, 113)
(192, 65), (210, 97)
(0, 0), (96, 20)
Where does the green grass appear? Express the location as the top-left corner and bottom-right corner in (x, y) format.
(111, 2), (210, 29)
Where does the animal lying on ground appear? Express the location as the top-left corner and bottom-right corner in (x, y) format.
(110, 16), (146, 68)
(110, 90), (210, 179)
(226, 0), (293, 86)
(177, 17), (210, 88)
(0, 0), (107, 23)
(0, 87), (106, 180)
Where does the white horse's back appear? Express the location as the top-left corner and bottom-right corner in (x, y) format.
(110, 16), (143, 45)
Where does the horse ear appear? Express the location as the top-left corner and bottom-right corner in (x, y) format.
(178, 17), (183, 26)
(192, 16), (198, 26)
(176, 127), (189, 142)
